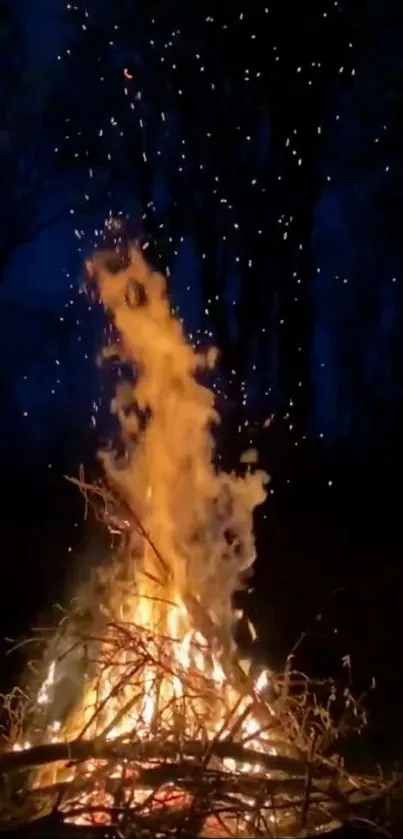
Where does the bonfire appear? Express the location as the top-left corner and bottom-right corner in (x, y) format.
(0, 248), (394, 837)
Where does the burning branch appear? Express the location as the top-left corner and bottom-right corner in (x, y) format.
(65, 470), (288, 744)
(0, 609), (397, 838)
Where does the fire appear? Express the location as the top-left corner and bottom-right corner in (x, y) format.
(18, 246), (284, 835)
(29, 590), (277, 834)
(0, 245), (384, 838)
(5, 247), (375, 837)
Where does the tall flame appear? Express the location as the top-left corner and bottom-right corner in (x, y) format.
(87, 246), (267, 642)
(25, 248), (272, 835)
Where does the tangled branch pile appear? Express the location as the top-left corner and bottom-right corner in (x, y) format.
(0, 585), (394, 839)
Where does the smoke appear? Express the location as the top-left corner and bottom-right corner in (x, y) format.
(86, 246), (268, 637)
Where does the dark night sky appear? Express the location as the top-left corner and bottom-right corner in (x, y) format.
(0, 1), (399, 462)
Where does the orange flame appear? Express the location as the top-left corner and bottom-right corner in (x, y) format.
(24, 247), (273, 835)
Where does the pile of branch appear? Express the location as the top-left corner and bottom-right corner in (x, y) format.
(0, 736), (393, 838)
(0, 472), (398, 837)
(0, 610), (397, 839)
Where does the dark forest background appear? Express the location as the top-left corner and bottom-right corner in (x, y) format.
(0, 0), (402, 762)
